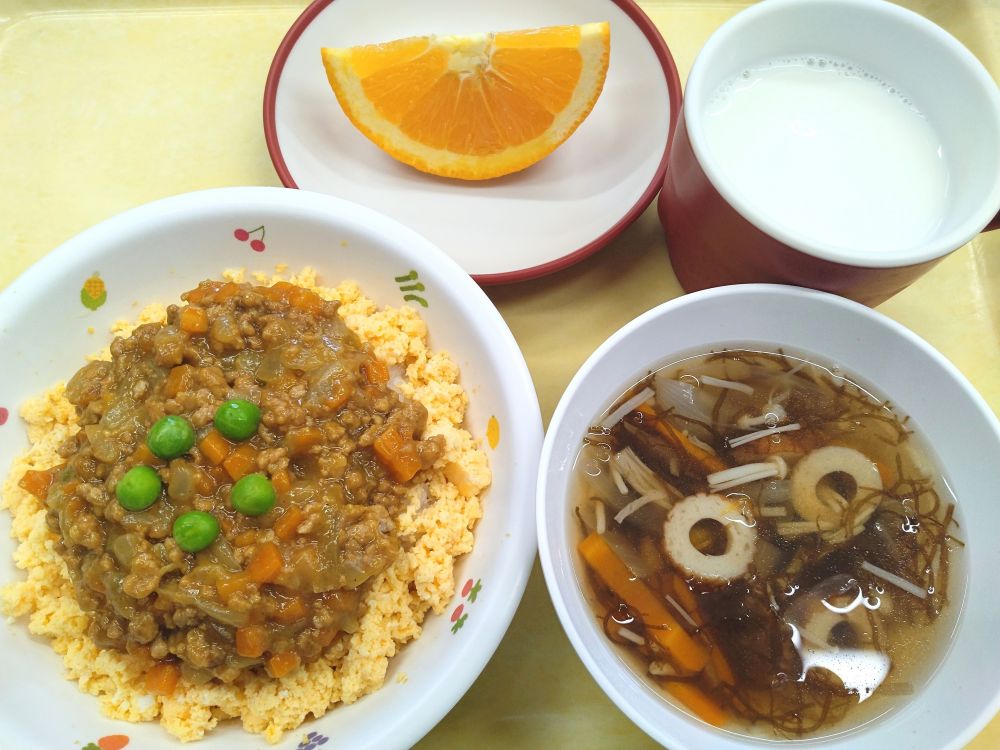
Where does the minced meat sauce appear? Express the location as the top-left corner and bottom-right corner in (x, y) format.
(21, 280), (443, 686)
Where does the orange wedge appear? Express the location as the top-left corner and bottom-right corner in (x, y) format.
(321, 22), (610, 180)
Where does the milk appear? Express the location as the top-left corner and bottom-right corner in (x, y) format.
(703, 57), (949, 256)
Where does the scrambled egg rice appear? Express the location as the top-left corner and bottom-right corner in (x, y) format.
(0, 268), (490, 742)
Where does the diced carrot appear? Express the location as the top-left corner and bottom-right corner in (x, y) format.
(255, 283), (281, 303)
(263, 281), (295, 304)
(290, 287), (324, 314)
(578, 532), (709, 674)
(361, 359), (389, 386)
(129, 442), (166, 468)
(183, 280), (226, 304)
(273, 506), (304, 541)
(246, 542), (283, 584)
(325, 382), (353, 411)
(215, 572), (250, 601)
(235, 624), (268, 658)
(199, 429), (233, 466)
(635, 403), (728, 474)
(708, 644), (736, 686)
(223, 443), (258, 481)
(178, 306), (209, 335)
(270, 468), (292, 495)
(284, 426), (324, 456)
(267, 651), (300, 678)
(233, 530), (258, 547)
(372, 425), (422, 482)
(274, 597), (308, 625)
(131, 443), (153, 463)
(145, 661), (181, 696)
(18, 468), (57, 499)
(258, 281), (324, 312)
(213, 282), (240, 302)
(663, 681), (728, 727)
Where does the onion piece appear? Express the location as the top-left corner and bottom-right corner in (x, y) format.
(577, 502), (598, 534)
(108, 533), (145, 567)
(601, 528), (656, 579)
(580, 445), (625, 507)
(653, 374), (713, 424)
(728, 423), (802, 448)
(601, 387), (655, 429)
(699, 375), (754, 396)
(861, 560), (928, 599)
(156, 585), (249, 627)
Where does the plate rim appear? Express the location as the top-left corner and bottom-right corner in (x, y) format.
(262, 0), (683, 285)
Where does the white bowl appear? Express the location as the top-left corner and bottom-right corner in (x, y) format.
(0, 186), (542, 749)
(537, 284), (1000, 750)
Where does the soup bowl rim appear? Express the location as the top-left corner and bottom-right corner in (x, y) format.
(537, 282), (1000, 750)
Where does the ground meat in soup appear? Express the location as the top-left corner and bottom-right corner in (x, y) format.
(38, 279), (444, 682)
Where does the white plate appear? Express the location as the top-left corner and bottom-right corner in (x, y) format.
(264, 0), (680, 284)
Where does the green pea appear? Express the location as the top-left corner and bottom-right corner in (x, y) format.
(172, 511), (220, 553)
(148, 415), (196, 459)
(116, 465), (162, 511)
(231, 473), (276, 516)
(214, 399), (261, 441)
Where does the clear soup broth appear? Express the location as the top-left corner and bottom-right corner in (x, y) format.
(573, 348), (965, 740)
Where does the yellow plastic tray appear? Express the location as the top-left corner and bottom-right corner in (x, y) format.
(1, 1), (997, 747)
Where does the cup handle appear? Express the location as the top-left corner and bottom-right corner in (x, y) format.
(987, 212), (1000, 232)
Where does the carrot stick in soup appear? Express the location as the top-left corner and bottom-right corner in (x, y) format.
(663, 681), (728, 726)
(578, 532), (709, 674)
(635, 403), (727, 474)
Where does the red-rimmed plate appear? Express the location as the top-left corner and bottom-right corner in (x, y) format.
(264, 0), (681, 284)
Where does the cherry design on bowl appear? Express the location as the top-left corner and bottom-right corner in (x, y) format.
(234, 225), (266, 252)
(0, 407), (8, 427)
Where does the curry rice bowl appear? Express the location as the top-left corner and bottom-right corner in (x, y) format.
(1, 267), (491, 743)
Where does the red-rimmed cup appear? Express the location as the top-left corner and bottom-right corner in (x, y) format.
(658, 0), (1000, 307)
